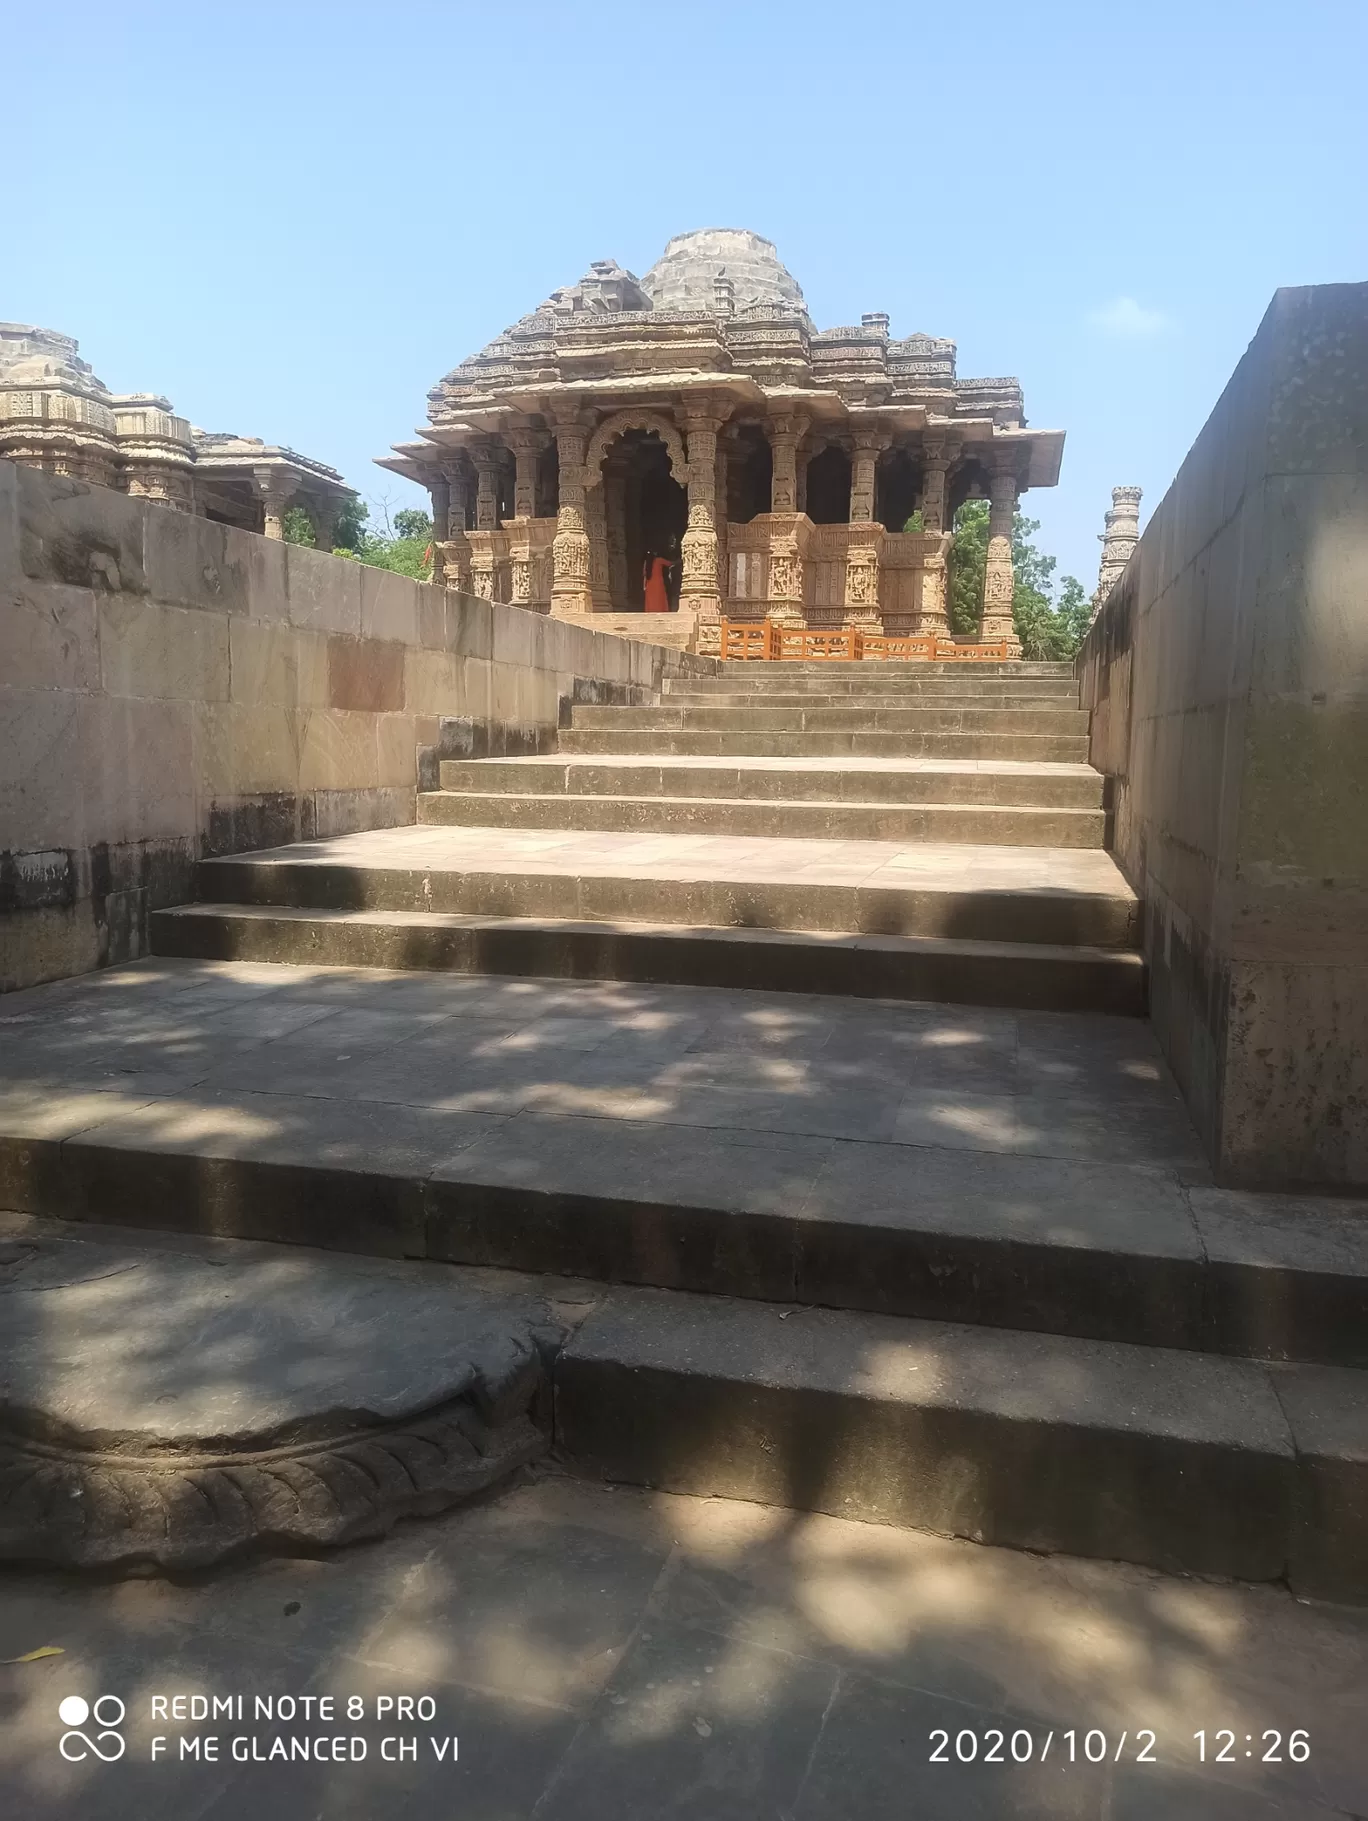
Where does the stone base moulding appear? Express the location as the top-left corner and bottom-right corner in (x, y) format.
(0, 1235), (552, 1572)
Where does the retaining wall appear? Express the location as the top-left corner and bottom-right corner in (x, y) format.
(0, 458), (714, 990)
(1079, 284), (1368, 1187)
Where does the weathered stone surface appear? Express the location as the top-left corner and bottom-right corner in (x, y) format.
(0, 1233), (552, 1570)
(327, 634), (405, 711)
(0, 578), (99, 690)
(99, 596), (231, 702)
(1079, 283), (1368, 1186)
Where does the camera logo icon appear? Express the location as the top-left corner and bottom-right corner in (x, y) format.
(58, 1695), (126, 1763)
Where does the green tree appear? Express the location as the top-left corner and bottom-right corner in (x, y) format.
(947, 502), (1092, 659)
(948, 500), (988, 634)
(280, 505), (315, 547)
(280, 496), (369, 555)
(311, 500), (436, 579)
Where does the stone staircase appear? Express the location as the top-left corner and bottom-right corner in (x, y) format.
(157, 662), (1145, 1016)
(14, 657), (1361, 1597)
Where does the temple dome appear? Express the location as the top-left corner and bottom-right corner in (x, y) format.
(640, 229), (806, 314)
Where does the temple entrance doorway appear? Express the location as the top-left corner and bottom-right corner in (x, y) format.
(604, 430), (688, 609)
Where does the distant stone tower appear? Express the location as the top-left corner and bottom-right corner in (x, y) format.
(1092, 485), (1142, 617)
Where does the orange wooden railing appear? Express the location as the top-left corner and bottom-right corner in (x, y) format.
(717, 622), (1010, 663)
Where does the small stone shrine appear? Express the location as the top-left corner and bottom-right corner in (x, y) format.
(380, 228), (1064, 654)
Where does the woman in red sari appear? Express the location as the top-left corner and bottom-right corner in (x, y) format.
(642, 547), (675, 613)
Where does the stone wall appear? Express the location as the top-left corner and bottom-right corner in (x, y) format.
(1078, 284), (1368, 1188)
(0, 459), (714, 991)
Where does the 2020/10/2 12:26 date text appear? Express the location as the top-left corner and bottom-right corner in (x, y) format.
(928, 1729), (1311, 1765)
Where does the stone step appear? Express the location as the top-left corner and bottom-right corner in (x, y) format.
(7, 953), (1363, 1598)
(416, 790), (1107, 847)
(660, 690), (1082, 710)
(189, 827), (1140, 949)
(4, 1204), (1362, 1596)
(570, 705), (1092, 734)
(152, 905), (1146, 1013)
(558, 728), (1093, 760)
(666, 674), (1081, 698)
(437, 757), (1107, 809)
(710, 660), (1077, 676)
(556, 1282), (1359, 1594)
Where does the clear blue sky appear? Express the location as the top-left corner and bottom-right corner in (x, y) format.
(9, 1), (1366, 588)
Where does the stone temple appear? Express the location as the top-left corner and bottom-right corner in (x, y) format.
(0, 322), (354, 544)
(379, 228), (1064, 654)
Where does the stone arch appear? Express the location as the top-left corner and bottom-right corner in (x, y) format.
(584, 409), (689, 487)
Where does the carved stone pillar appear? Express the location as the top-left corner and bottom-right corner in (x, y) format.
(473, 442), (501, 532)
(253, 467), (299, 541)
(429, 472), (451, 544)
(849, 430), (886, 526)
(550, 415), (593, 616)
(912, 535), (952, 639)
(920, 435), (950, 534)
(605, 462), (629, 609)
(585, 481), (610, 611)
(765, 540), (806, 626)
(1093, 484), (1143, 616)
(508, 428), (547, 521)
(507, 519), (534, 606)
(844, 530), (885, 631)
(681, 405), (725, 621)
(768, 413), (808, 514)
(982, 459), (1023, 655)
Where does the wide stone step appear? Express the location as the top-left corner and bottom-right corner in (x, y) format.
(437, 756), (1107, 809)
(709, 660), (1077, 676)
(152, 905), (1146, 1013)
(660, 690), (1082, 710)
(189, 827), (1140, 949)
(571, 705), (1091, 734)
(558, 728), (1093, 760)
(417, 790), (1107, 848)
(557, 1283), (1356, 1593)
(666, 675), (1081, 698)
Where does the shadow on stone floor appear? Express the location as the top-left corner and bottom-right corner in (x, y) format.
(1, 1475), (1363, 1819)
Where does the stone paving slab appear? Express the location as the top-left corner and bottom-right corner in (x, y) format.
(3, 1467), (1362, 1818)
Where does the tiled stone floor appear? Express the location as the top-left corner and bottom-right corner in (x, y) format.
(2, 1471), (1364, 1819)
(0, 957), (1198, 1171)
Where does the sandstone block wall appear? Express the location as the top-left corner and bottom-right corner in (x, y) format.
(1079, 284), (1368, 1188)
(0, 459), (714, 990)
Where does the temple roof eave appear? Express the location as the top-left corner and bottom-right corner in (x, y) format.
(993, 427), (1066, 489)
